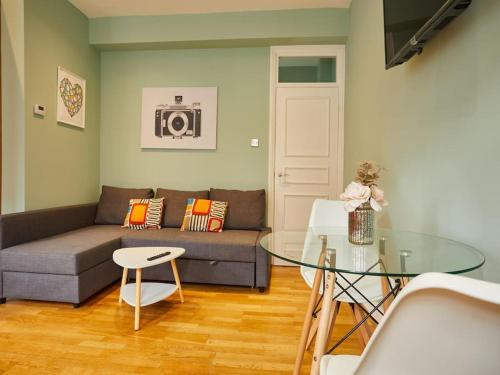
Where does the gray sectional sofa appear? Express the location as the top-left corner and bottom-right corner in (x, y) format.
(0, 187), (271, 306)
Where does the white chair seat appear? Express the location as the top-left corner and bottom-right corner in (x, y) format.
(320, 273), (500, 375)
(320, 355), (360, 375)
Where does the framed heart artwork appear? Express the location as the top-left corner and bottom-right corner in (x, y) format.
(57, 66), (86, 128)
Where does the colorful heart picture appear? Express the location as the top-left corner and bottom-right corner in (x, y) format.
(59, 78), (83, 117)
(57, 67), (86, 128)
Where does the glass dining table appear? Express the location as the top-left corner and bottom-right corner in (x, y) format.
(260, 227), (485, 375)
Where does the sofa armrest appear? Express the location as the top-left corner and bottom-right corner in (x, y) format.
(255, 227), (272, 289)
(0, 203), (98, 250)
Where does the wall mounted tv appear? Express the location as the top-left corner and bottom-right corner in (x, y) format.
(383, 0), (472, 69)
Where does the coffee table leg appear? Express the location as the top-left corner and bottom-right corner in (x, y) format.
(171, 259), (184, 303)
(134, 268), (142, 331)
(119, 267), (128, 304)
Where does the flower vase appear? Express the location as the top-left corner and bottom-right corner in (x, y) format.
(348, 202), (374, 245)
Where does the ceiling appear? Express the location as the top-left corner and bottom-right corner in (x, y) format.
(69, 0), (351, 18)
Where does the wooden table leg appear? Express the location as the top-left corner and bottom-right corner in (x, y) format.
(119, 267), (128, 304)
(293, 251), (327, 375)
(310, 264), (336, 375)
(134, 268), (142, 331)
(171, 259), (184, 303)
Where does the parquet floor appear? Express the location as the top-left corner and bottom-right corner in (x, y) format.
(0, 266), (362, 374)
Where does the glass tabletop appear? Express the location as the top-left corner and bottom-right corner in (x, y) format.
(260, 227), (485, 277)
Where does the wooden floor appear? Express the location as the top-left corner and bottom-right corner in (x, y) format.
(0, 266), (362, 374)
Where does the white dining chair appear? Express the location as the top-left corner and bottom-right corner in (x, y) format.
(320, 272), (500, 375)
(301, 199), (386, 350)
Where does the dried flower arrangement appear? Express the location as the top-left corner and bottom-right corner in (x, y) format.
(340, 161), (388, 212)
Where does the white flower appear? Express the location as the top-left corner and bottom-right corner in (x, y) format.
(370, 185), (388, 212)
(340, 182), (371, 212)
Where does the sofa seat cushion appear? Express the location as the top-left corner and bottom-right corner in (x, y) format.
(121, 228), (260, 262)
(0, 225), (127, 276)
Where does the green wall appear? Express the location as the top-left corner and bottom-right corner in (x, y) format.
(98, 9), (350, 196)
(1, 0), (25, 213)
(90, 8), (349, 49)
(346, 0), (500, 281)
(24, 0), (100, 210)
(100, 48), (269, 191)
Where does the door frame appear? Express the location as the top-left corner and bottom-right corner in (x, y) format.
(267, 45), (345, 230)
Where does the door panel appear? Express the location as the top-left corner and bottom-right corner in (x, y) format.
(273, 86), (340, 265)
(284, 97), (330, 157)
(283, 193), (329, 231)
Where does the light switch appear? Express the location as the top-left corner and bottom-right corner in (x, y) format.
(250, 138), (259, 147)
(33, 104), (46, 117)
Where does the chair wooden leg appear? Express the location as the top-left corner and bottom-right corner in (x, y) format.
(350, 304), (366, 351)
(310, 269), (336, 375)
(353, 304), (371, 347)
(358, 307), (373, 337)
(293, 252), (326, 375)
(380, 276), (393, 313)
(306, 315), (320, 350)
(307, 299), (341, 351)
(327, 301), (341, 342)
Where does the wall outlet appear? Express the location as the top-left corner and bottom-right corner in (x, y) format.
(250, 138), (259, 147)
(33, 104), (46, 117)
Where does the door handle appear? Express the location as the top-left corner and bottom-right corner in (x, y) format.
(277, 172), (289, 178)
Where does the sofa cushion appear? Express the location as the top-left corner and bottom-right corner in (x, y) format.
(0, 225), (127, 275)
(95, 185), (154, 225)
(123, 198), (164, 230)
(155, 188), (209, 228)
(180, 198), (228, 233)
(209, 188), (266, 230)
(121, 228), (260, 262)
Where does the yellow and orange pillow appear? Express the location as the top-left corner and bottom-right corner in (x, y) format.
(180, 198), (228, 232)
(123, 198), (164, 230)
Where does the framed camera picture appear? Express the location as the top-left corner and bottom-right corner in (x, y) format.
(57, 66), (86, 128)
(141, 87), (218, 150)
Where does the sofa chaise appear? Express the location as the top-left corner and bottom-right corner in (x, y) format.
(0, 187), (271, 306)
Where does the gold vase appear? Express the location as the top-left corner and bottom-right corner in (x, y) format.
(348, 202), (374, 245)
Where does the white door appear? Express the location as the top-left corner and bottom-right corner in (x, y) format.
(273, 86), (341, 264)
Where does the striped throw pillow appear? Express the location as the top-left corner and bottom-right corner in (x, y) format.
(180, 198), (228, 233)
(123, 198), (164, 230)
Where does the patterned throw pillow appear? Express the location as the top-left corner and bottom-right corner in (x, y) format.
(123, 198), (164, 230)
(180, 198), (228, 233)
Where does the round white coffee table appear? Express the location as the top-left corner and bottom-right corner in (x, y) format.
(112, 247), (185, 330)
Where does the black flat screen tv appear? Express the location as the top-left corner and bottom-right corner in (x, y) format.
(383, 0), (472, 69)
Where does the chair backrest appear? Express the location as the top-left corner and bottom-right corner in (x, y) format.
(301, 199), (348, 286)
(354, 272), (500, 375)
(307, 199), (348, 228)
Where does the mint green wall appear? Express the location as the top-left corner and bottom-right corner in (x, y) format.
(1, 0), (25, 213)
(98, 9), (350, 197)
(100, 48), (269, 190)
(90, 9), (349, 49)
(346, 0), (500, 281)
(24, 0), (100, 210)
